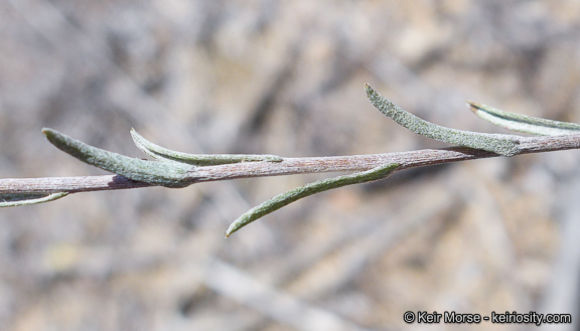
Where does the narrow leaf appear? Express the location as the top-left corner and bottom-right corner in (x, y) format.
(468, 102), (580, 136)
(226, 163), (400, 237)
(42, 128), (191, 187)
(365, 84), (522, 156)
(0, 192), (68, 207)
(130, 129), (282, 165)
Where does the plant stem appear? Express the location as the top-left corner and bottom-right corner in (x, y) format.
(1, 133), (579, 195)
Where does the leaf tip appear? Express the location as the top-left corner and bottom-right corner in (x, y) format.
(225, 215), (250, 237)
(41, 127), (56, 138)
(364, 82), (375, 97)
(41, 128), (66, 147)
(466, 101), (484, 114)
(224, 224), (236, 238)
(129, 127), (142, 142)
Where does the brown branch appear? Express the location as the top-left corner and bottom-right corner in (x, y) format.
(1, 134), (579, 195)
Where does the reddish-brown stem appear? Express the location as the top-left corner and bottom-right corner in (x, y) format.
(1, 133), (579, 195)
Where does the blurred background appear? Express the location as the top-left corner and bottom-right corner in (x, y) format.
(1, 1), (580, 330)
